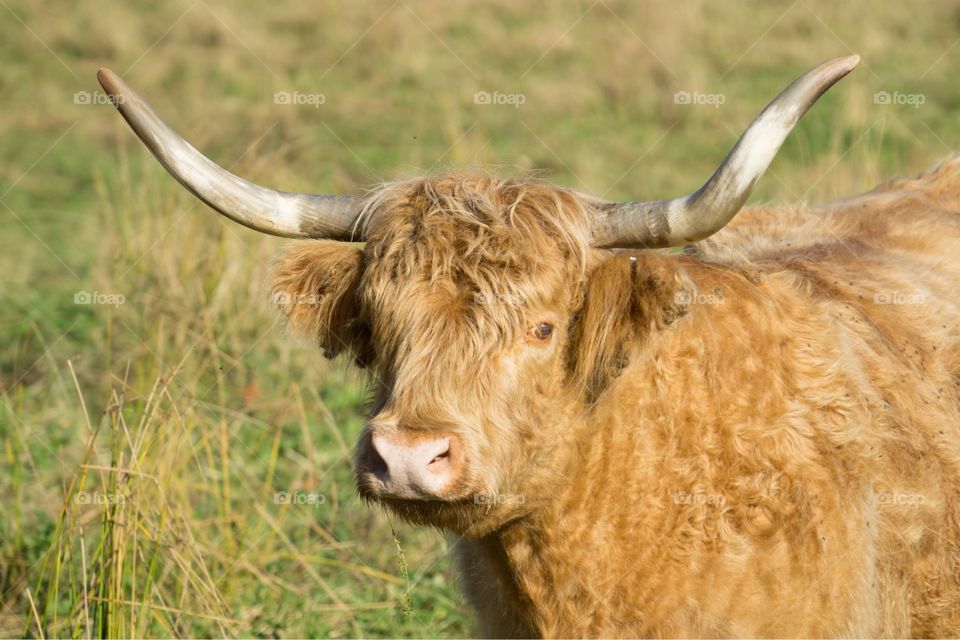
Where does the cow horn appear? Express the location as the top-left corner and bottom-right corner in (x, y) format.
(97, 68), (365, 240)
(590, 55), (860, 248)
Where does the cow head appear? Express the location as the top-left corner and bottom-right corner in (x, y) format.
(98, 55), (858, 536)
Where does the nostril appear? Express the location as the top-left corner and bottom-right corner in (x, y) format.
(367, 441), (389, 483)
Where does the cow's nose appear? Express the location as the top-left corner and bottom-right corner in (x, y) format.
(369, 433), (457, 499)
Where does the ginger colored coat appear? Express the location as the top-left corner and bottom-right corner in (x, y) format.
(273, 160), (960, 637)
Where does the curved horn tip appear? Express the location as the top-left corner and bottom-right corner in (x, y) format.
(97, 68), (123, 97)
(831, 54), (861, 72)
(810, 54), (860, 86)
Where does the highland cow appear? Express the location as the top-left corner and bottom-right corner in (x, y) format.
(99, 55), (960, 637)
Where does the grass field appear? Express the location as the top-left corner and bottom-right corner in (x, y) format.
(2, 0), (959, 637)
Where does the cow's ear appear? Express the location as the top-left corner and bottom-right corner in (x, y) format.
(271, 242), (372, 365)
(566, 252), (687, 402)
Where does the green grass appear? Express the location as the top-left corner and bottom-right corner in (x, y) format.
(2, 0), (959, 636)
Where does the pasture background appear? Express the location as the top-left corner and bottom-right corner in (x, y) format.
(1, 0), (959, 637)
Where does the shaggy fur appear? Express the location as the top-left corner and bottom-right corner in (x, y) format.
(270, 161), (960, 637)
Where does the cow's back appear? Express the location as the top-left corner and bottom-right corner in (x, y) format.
(694, 155), (960, 635)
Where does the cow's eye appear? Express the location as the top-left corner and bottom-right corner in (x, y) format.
(528, 322), (553, 343)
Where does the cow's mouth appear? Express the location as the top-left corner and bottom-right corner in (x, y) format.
(354, 468), (475, 504)
(363, 489), (531, 538)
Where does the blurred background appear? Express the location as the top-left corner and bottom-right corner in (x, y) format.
(1, 0), (959, 637)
